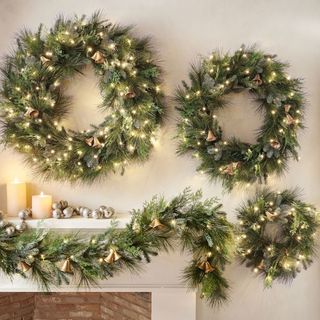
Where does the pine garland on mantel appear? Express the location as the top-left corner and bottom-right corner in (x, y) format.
(0, 189), (233, 306)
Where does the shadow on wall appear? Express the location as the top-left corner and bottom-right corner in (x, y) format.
(0, 292), (151, 320)
(0, 184), (5, 210)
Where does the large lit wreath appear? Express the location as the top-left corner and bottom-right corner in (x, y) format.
(236, 189), (318, 286)
(0, 189), (233, 306)
(0, 13), (164, 182)
(176, 46), (304, 190)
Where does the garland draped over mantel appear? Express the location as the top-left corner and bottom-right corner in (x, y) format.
(0, 12), (164, 182)
(0, 189), (233, 306)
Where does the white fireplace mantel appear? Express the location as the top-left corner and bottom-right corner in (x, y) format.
(7, 216), (131, 229)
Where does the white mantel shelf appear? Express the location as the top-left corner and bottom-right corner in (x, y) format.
(7, 216), (131, 229)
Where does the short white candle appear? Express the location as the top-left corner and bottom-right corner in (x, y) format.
(32, 192), (52, 219)
(6, 179), (27, 217)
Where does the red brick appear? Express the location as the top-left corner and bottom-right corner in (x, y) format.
(139, 315), (151, 320)
(0, 292), (151, 320)
(10, 293), (33, 302)
(35, 295), (63, 304)
(69, 310), (94, 318)
(0, 296), (10, 306)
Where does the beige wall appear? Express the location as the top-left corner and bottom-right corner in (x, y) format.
(0, 0), (320, 319)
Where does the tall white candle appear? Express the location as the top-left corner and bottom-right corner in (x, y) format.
(6, 179), (27, 217)
(32, 192), (52, 219)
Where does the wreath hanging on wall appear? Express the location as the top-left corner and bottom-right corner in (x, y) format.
(0, 12), (164, 182)
(236, 188), (318, 286)
(0, 189), (233, 306)
(176, 46), (305, 190)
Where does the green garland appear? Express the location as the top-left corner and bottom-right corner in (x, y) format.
(0, 12), (164, 182)
(0, 189), (233, 306)
(176, 45), (304, 190)
(236, 189), (318, 287)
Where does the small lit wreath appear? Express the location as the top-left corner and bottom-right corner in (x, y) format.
(0, 13), (164, 182)
(236, 189), (318, 287)
(176, 45), (304, 190)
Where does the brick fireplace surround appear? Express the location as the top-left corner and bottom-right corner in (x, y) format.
(0, 292), (151, 320)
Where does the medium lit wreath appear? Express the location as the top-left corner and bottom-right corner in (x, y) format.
(236, 189), (318, 286)
(176, 45), (304, 190)
(0, 12), (164, 182)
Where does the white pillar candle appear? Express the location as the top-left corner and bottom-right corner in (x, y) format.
(32, 192), (52, 219)
(6, 179), (27, 217)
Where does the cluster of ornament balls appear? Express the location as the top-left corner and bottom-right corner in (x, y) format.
(51, 200), (115, 219)
(0, 209), (30, 235)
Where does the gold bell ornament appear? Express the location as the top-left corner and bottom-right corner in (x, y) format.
(197, 260), (214, 273)
(266, 211), (278, 221)
(253, 74), (263, 86)
(206, 130), (217, 142)
(104, 249), (122, 264)
(85, 136), (101, 148)
(125, 92), (136, 99)
(40, 55), (51, 64)
(91, 51), (105, 64)
(284, 104), (291, 113)
(270, 140), (281, 149)
(258, 260), (265, 270)
(149, 218), (165, 229)
(24, 107), (39, 118)
(222, 162), (240, 176)
(60, 258), (73, 274)
(19, 261), (31, 273)
(286, 114), (295, 125)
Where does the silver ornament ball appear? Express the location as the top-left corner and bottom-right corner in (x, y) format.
(18, 209), (30, 220)
(103, 207), (115, 219)
(92, 209), (103, 219)
(52, 209), (62, 219)
(60, 200), (69, 209)
(52, 202), (62, 210)
(82, 207), (92, 218)
(6, 226), (15, 236)
(63, 206), (74, 219)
